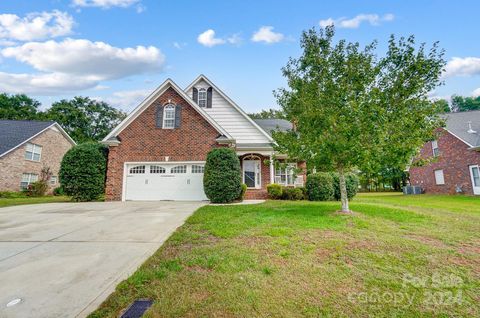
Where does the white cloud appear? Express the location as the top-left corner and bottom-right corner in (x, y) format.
(98, 88), (151, 110)
(227, 33), (242, 45)
(0, 38), (165, 95)
(251, 26), (284, 44)
(2, 38), (165, 80)
(197, 29), (225, 47)
(0, 72), (97, 95)
(319, 13), (394, 29)
(472, 88), (480, 97)
(173, 41), (187, 49)
(443, 57), (480, 78)
(72, 0), (139, 8)
(0, 10), (74, 41)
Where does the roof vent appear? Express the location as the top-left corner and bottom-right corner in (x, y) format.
(467, 121), (477, 134)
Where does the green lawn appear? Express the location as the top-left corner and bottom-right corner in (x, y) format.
(90, 194), (480, 317)
(0, 195), (71, 208)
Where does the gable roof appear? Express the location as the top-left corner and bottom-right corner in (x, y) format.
(443, 110), (480, 148)
(102, 78), (232, 142)
(253, 119), (292, 137)
(185, 75), (274, 143)
(0, 120), (76, 158)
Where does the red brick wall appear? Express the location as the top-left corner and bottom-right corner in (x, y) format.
(105, 87), (222, 200)
(409, 129), (480, 195)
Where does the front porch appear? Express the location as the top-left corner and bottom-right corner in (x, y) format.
(238, 152), (306, 199)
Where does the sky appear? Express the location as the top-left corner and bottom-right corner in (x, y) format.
(0, 0), (479, 113)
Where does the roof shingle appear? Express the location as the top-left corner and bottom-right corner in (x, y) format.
(0, 120), (55, 156)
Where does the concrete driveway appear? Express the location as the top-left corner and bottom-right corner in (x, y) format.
(0, 201), (205, 318)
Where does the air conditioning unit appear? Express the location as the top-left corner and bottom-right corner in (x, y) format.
(403, 185), (423, 195)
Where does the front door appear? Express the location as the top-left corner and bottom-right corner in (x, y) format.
(469, 165), (480, 195)
(243, 159), (261, 189)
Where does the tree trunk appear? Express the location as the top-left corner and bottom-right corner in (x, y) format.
(338, 169), (350, 213)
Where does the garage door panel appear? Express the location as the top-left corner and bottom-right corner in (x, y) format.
(125, 163), (207, 201)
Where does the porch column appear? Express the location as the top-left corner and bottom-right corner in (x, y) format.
(270, 154), (274, 184)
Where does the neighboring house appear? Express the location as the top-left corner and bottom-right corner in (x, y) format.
(102, 75), (305, 201)
(409, 110), (480, 195)
(0, 120), (76, 192)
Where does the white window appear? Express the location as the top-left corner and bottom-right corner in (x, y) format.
(192, 165), (205, 173)
(25, 143), (42, 161)
(163, 104), (175, 129)
(150, 165), (166, 174)
(432, 140), (439, 157)
(275, 163), (297, 186)
(129, 165), (145, 174)
(20, 173), (38, 189)
(50, 176), (57, 185)
(198, 88), (207, 108)
(434, 169), (445, 185)
(171, 165), (187, 173)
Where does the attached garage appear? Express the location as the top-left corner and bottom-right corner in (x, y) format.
(124, 162), (208, 201)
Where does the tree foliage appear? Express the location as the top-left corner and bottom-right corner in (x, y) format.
(273, 26), (446, 211)
(451, 95), (480, 112)
(59, 143), (108, 201)
(203, 148), (242, 203)
(248, 108), (285, 119)
(46, 97), (126, 143)
(0, 93), (42, 120)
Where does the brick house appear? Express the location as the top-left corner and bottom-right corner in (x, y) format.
(102, 75), (305, 201)
(0, 120), (76, 192)
(409, 110), (480, 195)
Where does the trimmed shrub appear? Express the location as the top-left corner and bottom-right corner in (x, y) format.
(282, 187), (304, 201)
(53, 186), (64, 196)
(0, 191), (26, 198)
(267, 183), (283, 199)
(203, 148), (242, 203)
(60, 142), (108, 201)
(306, 172), (334, 201)
(332, 172), (359, 200)
(237, 184), (247, 201)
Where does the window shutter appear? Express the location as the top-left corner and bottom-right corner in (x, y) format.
(175, 105), (182, 128)
(207, 87), (213, 108)
(192, 87), (198, 103)
(156, 105), (164, 128)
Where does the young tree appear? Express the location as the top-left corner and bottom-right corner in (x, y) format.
(273, 27), (445, 212)
(46, 97), (126, 143)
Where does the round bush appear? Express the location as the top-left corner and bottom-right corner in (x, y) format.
(332, 172), (359, 200)
(203, 148), (242, 203)
(59, 142), (108, 201)
(267, 183), (283, 199)
(306, 172), (334, 201)
(281, 187), (304, 201)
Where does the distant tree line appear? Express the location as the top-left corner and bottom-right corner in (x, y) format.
(434, 95), (480, 113)
(0, 93), (126, 143)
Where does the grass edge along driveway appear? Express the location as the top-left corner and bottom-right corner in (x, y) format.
(89, 193), (480, 317)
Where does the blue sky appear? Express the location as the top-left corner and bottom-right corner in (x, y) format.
(0, 0), (479, 112)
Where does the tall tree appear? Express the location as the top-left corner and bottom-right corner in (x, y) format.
(451, 95), (480, 112)
(274, 27), (445, 212)
(433, 99), (450, 113)
(248, 108), (285, 119)
(0, 93), (42, 120)
(46, 97), (126, 143)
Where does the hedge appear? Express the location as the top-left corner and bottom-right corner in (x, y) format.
(203, 148), (242, 203)
(306, 172), (334, 201)
(59, 142), (108, 201)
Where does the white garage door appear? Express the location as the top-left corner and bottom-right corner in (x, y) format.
(124, 163), (208, 201)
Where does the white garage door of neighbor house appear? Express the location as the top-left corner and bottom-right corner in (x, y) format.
(125, 163), (208, 201)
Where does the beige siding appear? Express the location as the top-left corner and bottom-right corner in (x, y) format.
(0, 127), (73, 192)
(187, 80), (270, 144)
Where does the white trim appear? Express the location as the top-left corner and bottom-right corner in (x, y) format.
(122, 161), (207, 201)
(242, 155), (262, 189)
(185, 74), (274, 143)
(434, 169), (445, 185)
(469, 165), (480, 195)
(445, 129), (474, 148)
(102, 78), (232, 142)
(162, 104), (176, 129)
(269, 154), (274, 184)
(0, 122), (76, 158)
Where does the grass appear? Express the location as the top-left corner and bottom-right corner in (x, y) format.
(0, 195), (71, 208)
(89, 193), (480, 317)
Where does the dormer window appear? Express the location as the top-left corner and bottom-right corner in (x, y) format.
(163, 104), (175, 129)
(198, 88), (207, 108)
